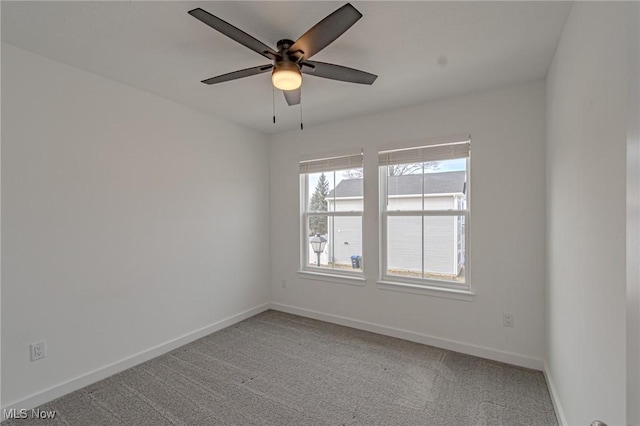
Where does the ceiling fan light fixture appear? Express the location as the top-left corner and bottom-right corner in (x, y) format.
(190, 4), (377, 108)
(272, 67), (302, 91)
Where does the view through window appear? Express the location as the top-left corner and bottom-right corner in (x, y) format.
(380, 141), (470, 288)
(300, 152), (364, 275)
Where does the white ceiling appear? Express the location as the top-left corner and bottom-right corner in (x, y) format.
(1, 1), (571, 134)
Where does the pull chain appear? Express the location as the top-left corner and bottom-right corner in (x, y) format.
(272, 86), (276, 124)
(299, 88), (304, 130)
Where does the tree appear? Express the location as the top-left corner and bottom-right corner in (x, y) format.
(343, 162), (439, 179)
(309, 173), (329, 235)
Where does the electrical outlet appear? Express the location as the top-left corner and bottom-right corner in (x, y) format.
(30, 341), (46, 362)
(281, 280), (287, 288)
(503, 313), (514, 328)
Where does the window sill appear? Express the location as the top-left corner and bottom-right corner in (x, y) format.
(298, 270), (367, 287)
(376, 280), (475, 301)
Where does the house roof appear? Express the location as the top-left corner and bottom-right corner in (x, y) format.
(328, 171), (466, 198)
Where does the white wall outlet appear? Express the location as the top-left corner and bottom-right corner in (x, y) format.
(281, 280), (287, 288)
(503, 313), (514, 328)
(30, 341), (46, 362)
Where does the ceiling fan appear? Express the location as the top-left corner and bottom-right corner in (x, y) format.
(188, 3), (377, 107)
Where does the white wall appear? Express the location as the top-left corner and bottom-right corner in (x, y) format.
(269, 80), (546, 368)
(627, 3), (640, 425)
(545, 3), (635, 425)
(1, 44), (270, 408)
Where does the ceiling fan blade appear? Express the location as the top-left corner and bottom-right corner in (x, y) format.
(202, 65), (273, 85)
(283, 88), (301, 106)
(287, 3), (362, 61)
(188, 8), (278, 60)
(301, 61), (377, 84)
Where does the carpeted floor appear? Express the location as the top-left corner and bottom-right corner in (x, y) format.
(3, 310), (558, 425)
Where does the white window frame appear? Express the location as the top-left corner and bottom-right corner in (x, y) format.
(299, 150), (365, 281)
(378, 137), (472, 295)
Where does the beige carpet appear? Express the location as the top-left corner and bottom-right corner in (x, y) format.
(3, 310), (558, 425)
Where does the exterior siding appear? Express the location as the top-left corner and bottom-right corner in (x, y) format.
(327, 198), (363, 268)
(388, 195), (454, 210)
(328, 195), (460, 274)
(388, 215), (457, 275)
(330, 216), (363, 268)
(387, 196), (458, 275)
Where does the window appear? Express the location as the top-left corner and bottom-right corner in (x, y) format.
(300, 150), (364, 277)
(379, 138), (470, 290)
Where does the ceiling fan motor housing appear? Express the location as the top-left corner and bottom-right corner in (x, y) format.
(276, 39), (295, 55)
(273, 39), (302, 90)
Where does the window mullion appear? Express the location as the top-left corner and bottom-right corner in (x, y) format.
(421, 212), (425, 280)
(307, 211), (363, 217)
(302, 170), (308, 269)
(386, 210), (466, 217)
(421, 162), (425, 280)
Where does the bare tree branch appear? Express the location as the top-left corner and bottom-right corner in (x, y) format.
(343, 162), (439, 178)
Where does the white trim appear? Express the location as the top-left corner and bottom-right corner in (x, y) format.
(327, 196), (363, 201)
(376, 280), (474, 301)
(379, 166), (388, 280)
(328, 194), (463, 202)
(385, 210), (468, 217)
(379, 152), (471, 293)
(2, 301), (547, 416)
(298, 270), (367, 286)
(300, 173), (308, 272)
(305, 211), (363, 217)
(269, 303), (543, 371)
(1, 303), (270, 418)
(389, 193), (462, 199)
(543, 361), (568, 426)
(301, 167), (365, 277)
(464, 156), (471, 288)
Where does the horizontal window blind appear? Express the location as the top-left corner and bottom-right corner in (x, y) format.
(379, 141), (470, 166)
(299, 150), (363, 174)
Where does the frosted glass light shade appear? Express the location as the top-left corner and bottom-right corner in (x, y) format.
(272, 68), (302, 91)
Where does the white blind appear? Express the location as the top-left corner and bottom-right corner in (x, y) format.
(299, 150), (363, 174)
(379, 141), (470, 166)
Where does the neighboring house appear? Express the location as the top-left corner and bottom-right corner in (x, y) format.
(324, 171), (466, 276)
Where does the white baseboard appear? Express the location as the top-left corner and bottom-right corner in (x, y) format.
(543, 361), (568, 426)
(3, 302), (547, 418)
(1, 303), (270, 418)
(269, 302), (544, 371)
